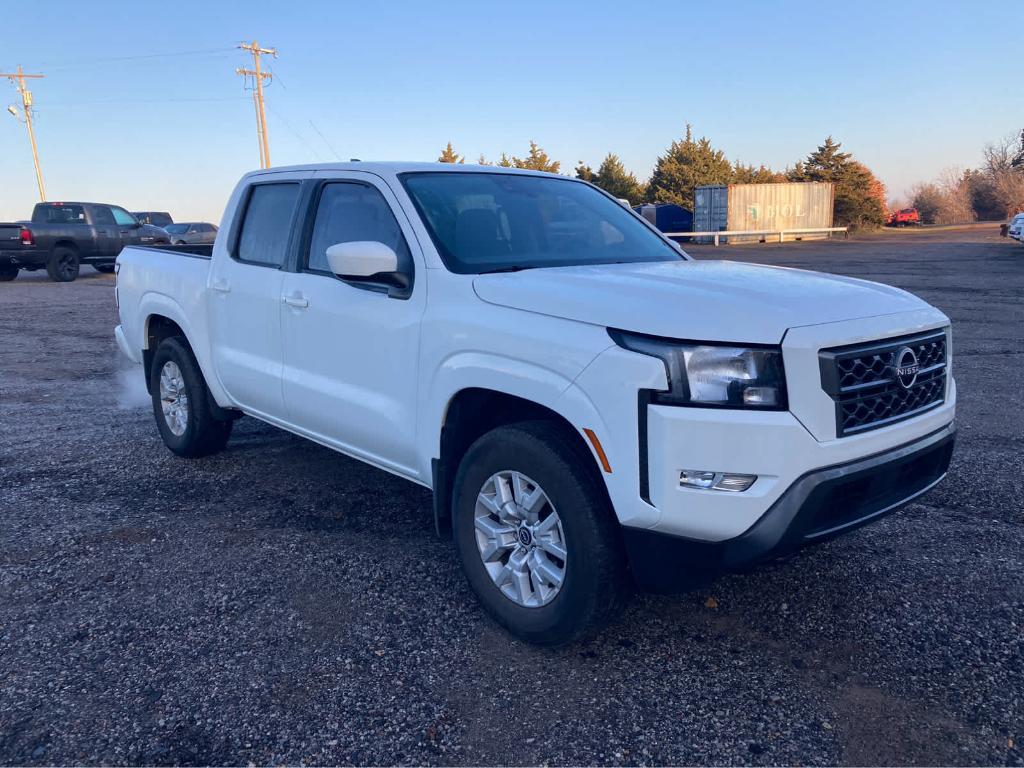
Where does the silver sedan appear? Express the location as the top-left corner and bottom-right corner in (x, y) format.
(164, 222), (218, 245)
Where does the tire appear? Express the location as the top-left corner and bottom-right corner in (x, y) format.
(452, 420), (629, 645)
(94, 264), (115, 274)
(149, 337), (233, 457)
(0, 264), (17, 282)
(175, 241), (187, 246)
(46, 247), (80, 282)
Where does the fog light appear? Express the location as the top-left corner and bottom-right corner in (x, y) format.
(742, 386), (779, 406)
(679, 470), (757, 492)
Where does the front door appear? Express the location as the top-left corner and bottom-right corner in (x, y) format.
(110, 206), (142, 252)
(89, 205), (121, 258)
(207, 177), (308, 419)
(279, 174), (426, 475)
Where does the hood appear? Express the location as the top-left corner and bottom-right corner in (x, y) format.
(141, 224), (166, 238)
(472, 260), (930, 344)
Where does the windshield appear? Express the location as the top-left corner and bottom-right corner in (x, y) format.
(400, 172), (684, 274)
(164, 224), (189, 234)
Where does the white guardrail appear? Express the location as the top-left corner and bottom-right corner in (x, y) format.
(663, 227), (849, 246)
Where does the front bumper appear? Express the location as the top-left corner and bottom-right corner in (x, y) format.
(623, 423), (955, 592)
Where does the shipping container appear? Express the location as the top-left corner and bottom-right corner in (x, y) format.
(633, 203), (693, 236)
(693, 182), (834, 243)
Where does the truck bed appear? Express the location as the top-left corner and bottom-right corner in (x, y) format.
(115, 244), (215, 368)
(131, 243), (213, 259)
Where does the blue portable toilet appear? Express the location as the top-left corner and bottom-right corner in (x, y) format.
(633, 203), (693, 236)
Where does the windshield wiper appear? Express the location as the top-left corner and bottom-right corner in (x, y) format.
(478, 265), (533, 274)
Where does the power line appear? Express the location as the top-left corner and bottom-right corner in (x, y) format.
(40, 96), (248, 107)
(266, 103), (324, 162)
(309, 120), (341, 160)
(37, 47), (236, 72)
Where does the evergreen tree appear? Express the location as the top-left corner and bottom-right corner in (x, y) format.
(512, 141), (560, 173)
(732, 161), (785, 184)
(477, 154), (490, 166)
(497, 153), (514, 168)
(575, 162), (597, 183)
(438, 142), (464, 164)
(646, 124), (732, 209)
(789, 137), (886, 229)
(593, 153), (645, 203)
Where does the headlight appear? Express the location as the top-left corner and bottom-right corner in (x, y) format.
(610, 330), (787, 409)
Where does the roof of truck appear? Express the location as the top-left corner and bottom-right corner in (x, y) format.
(243, 161), (561, 179)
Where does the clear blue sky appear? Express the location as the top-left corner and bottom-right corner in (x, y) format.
(1, 0), (1019, 222)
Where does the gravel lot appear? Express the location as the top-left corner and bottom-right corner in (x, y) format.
(1, 227), (1021, 766)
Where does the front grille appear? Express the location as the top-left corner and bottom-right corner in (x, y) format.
(819, 329), (948, 436)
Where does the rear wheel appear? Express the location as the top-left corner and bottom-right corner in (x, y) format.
(46, 247), (79, 282)
(149, 337), (233, 457)
(0, 264), (17, 282)
(452, 421), (629, 645)
(94, 264), (115, 274)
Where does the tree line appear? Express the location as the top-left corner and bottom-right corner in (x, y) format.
(439, 126), (890, 229)
(908, 130), (1024, 224)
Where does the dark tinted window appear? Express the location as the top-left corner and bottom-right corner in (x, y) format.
(237, 184), (301, 267)
(307, 183), (411, 274)
(34, 204), (86, 224)
(92, 206), (116, 225)
(401, 172), (681, 274)
(151, 213), (173, 227)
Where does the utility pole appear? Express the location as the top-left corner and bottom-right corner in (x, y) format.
(2, 66), (46, 201)
(236, 41), (276, 169)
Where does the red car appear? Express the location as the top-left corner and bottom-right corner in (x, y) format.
(888, 208), (921, 227)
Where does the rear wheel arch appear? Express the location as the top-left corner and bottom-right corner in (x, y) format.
(142, 313), (239, 421)
(433, 387), (610, 537)
(143, 314), (187, 391)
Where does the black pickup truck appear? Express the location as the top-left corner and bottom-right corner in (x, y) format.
(0, 202), (171, 283)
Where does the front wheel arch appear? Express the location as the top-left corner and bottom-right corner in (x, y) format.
(433, 388), (609, 538)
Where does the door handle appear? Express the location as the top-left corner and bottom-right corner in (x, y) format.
(282, 294), (309, 308)
(211, 280), (231, 293)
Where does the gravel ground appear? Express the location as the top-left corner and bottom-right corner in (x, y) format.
(1, 227), (1021, 766)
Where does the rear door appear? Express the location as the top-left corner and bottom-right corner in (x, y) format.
(207, 172), (312, 419)
(278, 171), (426, 474)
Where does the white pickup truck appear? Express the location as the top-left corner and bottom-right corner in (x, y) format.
(115, 163), (956, 644)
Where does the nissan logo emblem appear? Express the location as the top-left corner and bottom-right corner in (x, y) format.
(894, 346), (920, 389)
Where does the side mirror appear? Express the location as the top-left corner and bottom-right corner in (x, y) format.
(326, 240), (398, 279)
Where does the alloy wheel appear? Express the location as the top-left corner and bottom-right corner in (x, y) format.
(474, 470), (567, 607)
(159, 360), (189, 436)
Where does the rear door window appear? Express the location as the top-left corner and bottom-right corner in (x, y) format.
(236, 183), (301, 267)
(37, 204), (86, 224)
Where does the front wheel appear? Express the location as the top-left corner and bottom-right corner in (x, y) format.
(47, 247), (79, 282)
(452, 421), (629, 645)
(149, 337), (233, 457)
